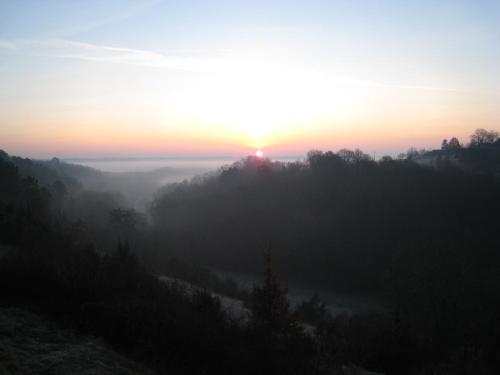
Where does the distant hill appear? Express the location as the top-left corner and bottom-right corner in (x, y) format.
(151, 149), (500, 295)
(0, 150), (208, 209)
(416, 141), (500, 177)
(38, 157), (210, 209)
(411, 129), (500, 176)
(0, 150), (82, 192)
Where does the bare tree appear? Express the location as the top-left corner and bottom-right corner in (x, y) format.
(469, 129), (499, 147)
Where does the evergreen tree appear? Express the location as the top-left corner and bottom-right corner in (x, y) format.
(250, 244), (295, 334)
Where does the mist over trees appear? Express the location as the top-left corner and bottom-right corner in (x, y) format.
(150, 141), (500, 295)
(147, 131), (500, 373)
(1, 128), (500, 374)
(0, 152), (319, 374)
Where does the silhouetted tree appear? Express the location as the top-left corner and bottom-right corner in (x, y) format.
(251, 244), (295, 335)
(406, 147), (420, 160)
(469, 128), (499, 147)
(448, 137), (461, 150)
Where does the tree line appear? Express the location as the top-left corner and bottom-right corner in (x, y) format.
(1, 127), (500, 373)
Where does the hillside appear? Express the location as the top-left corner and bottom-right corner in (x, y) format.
(0, 308), (154, 375)
(2, 142), (500, 374)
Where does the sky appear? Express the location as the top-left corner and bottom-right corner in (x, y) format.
(0, 0), (499, 158)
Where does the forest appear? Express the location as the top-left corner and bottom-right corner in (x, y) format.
(1, 128), (500, 374)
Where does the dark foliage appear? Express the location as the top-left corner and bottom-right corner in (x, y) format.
(151, 149), (500, 297)
(0, 155), (318, 375)
(149, 136), (500, 373)
(2, 130), (500, 374)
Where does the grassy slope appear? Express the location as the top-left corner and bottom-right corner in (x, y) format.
(0, 308), (155, 375)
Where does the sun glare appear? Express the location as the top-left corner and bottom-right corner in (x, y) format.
(172, 59), (343, 150)
(256, 149), (263, 158)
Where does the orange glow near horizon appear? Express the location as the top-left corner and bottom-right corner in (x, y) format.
(2, 97), (497, 159)
(3, 120), (486, 160)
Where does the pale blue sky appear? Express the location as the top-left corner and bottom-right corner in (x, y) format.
(1, 0), (499, 157)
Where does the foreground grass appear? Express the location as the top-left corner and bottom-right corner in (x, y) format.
(0, 308), (154, 375)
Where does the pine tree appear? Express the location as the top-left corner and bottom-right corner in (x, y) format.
(250, 244), (294, 334)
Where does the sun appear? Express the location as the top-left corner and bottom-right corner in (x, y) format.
(172, 59), (342, 151)
(256, 149), (263, 158)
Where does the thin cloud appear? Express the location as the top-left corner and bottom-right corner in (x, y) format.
(11, 39), (231, 72)
(0, 41), (17, 50)
(3, 38), (472, 94)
